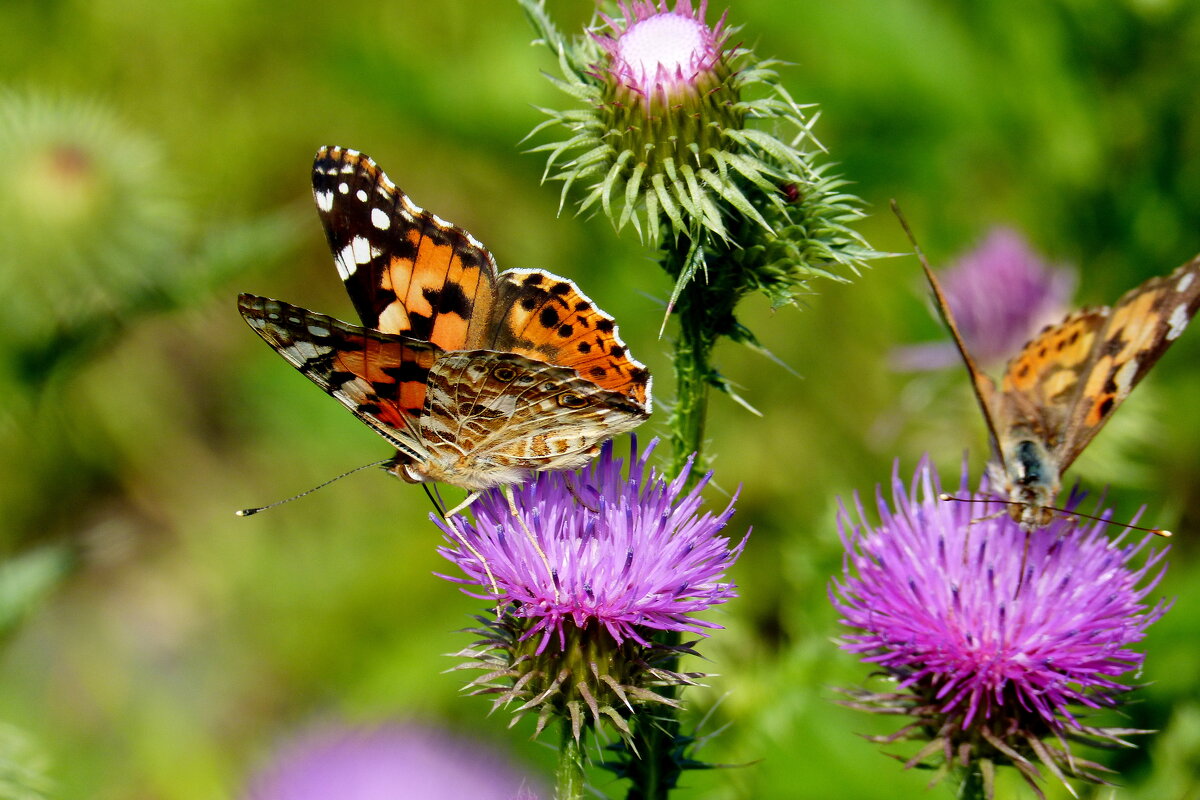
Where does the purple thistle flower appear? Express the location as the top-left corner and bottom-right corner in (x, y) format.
(893, 228), (1077, 371)
(830, 458), (1170, 797)
(594, 0), (729, 104)
(438, 437), (744, 651)
(437, 437), (746, 739)
(241, 721), (543, 800)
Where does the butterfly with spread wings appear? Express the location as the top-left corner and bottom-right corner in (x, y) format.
(239, 146), (652, 499)
(921, 242), (1200, 531)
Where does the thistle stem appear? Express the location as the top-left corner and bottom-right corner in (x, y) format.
(669, 272), (715, 487)
(665, 237), (741, 488)
(956, 763), (986, 800)
(555, 722), (585, 800)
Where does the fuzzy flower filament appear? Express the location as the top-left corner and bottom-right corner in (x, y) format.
(831, 458), (1169, 797)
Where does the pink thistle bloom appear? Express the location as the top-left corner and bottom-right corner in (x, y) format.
(594, 1), (729, 104)
(436, 438), (746, 654)
(831, 458), (1170, 796)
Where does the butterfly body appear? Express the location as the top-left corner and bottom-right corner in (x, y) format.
(240, 147), (651, 492)
(925, 253), (1200, 530)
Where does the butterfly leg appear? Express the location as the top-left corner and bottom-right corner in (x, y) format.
(502, 484), (560, 603)
(443, 490), (500, 597)
(563, 473), (599, 513)
(1014, 533), (1032, 599)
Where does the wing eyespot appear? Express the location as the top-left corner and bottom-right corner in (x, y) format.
(558, 392), (589, 409)
(492, 365), (518, 383)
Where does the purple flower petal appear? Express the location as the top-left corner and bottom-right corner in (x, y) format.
(437, 438), (747, 652)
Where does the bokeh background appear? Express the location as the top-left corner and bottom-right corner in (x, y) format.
(2, 0), (1199, 797)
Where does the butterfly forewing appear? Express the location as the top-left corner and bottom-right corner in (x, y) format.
(312, 146), (498, 349)
(1052, 254), (1200, 469)
(921, 263), (1003, 457)
(238, 294), (435, 459)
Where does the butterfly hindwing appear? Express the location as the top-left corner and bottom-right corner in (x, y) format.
(421, 350), (650, 477)
(312, 146), (498, 349)
(238, 293), (436, 460)
(488, 269), (653, 408)
(996, 308), (1110, 463)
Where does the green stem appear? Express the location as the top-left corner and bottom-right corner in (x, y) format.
(669, 271), (715, 486)
(622, 239), (744, 800)
(955, 762), (986, 800)
(665, 237), (740, 487)
(555, 722), (585, 800)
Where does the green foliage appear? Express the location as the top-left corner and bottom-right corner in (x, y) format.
(0, 1), (1198, 798)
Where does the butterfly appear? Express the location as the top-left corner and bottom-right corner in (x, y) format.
(239, 146), (652, 498)
(923, 245), (1200, 531)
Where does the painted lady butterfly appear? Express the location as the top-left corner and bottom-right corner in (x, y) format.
(239, 146), (652, 495)
(924, 246), (1200, 530)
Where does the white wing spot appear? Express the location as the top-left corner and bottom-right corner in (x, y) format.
(345, 149), (360, 157)
(337, 182), (349, 194)
(1166, 302), (1190, 341)
(307, 324), (330, 338)
(356, 189), (368, 202)
(1177, 272), (1194, 293)
(315, 190), (334, 212)
(337, 244), (356, 279)
(465, 232), (484, 249)
(1114, 357), (1138, 395)
(371, 207), (391, 230)
(430, 213), (450, 229)
(351, 235), (374, 264)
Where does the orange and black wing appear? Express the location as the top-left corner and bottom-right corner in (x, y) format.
(311, 146), (498, 349)
(238, 293), (439, 460)
(1053, 254), (1200, 470)
(487, 269), (652, 410)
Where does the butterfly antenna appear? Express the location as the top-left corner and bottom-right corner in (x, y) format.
(938, 494), (1172, 537)
(235, 458), (392, 517)
(890, 200), (938, 273)
(423, 483), (448, 519)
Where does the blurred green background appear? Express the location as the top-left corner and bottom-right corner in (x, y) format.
(2, 0), (1199, 797)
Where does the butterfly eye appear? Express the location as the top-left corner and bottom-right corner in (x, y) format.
(558, 392), (588, 408)
(492, 365), (518, 382)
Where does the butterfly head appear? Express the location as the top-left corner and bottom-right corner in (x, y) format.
(992, 438), (1062, 531)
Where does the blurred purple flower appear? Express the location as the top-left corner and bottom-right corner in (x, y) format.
(595, 0), (729, 103)
(437, 437), (746, 654)
(242, 721), (542, 800)
(893, 228), (1076, 371)
(830, 458), (1169, 797)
